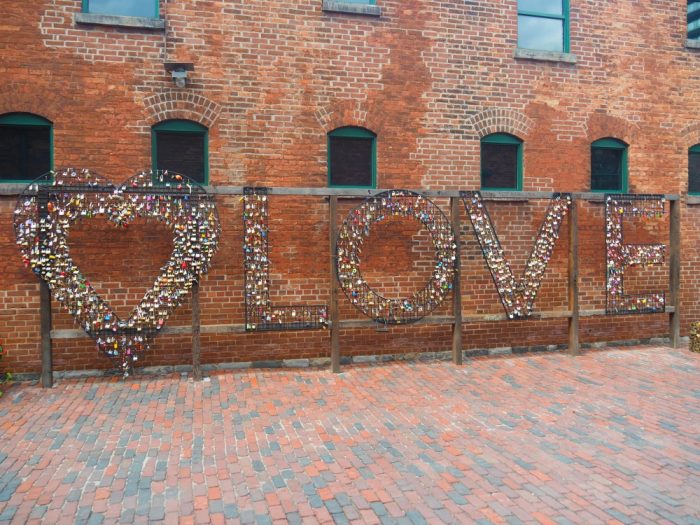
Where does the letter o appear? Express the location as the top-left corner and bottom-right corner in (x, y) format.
(335, 190), (457, 324)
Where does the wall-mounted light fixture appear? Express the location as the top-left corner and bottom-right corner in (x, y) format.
(164, 62), (194, 88)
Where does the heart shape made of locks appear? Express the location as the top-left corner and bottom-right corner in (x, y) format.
(14, 169), (221, 374)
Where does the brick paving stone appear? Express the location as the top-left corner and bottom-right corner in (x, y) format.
(0, 346), (698, 524)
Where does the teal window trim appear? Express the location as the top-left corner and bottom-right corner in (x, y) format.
(327, 126), (377, 189)
(689, 1), (700, 39)
(151, 120), (208, 185)
(689, 144), (700, 195)
(590, 137), (628, 193)
(517, 0), (570, 53)
(0, 112), (53, 183)
(82, 0), (159, 18)
(480, 133), (523, 191)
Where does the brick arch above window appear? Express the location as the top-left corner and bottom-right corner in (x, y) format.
(141, 92), (222, 129)
(585, 113), (637, 147)
(0, 84), (62, 121)
(468, 108), (534, 139)
(681, 122), (700, 148)
(315, 99), (382, 134)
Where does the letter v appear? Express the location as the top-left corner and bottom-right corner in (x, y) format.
(460, 192), (571, 318)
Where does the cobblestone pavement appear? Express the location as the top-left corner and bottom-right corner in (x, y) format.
(0, 346), (699, 525)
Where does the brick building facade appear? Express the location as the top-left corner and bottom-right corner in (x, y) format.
(1, 0), (699, 374)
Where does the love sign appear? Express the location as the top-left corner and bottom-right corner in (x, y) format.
(13, 169), (220, 374)
(15, 171), (670, 372)
(242, 188), (666, 331)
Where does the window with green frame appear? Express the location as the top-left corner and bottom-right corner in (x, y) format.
(328, 127), (376, 188)
(689, 144), (700, 194)
(83, 0), (158, 18)
(591, 138), (628, 192)
(480, 133), (523, 191)
(518, 0), (569, 53)
(0, 113), (52, 183)
(152, 120), (208, 184)
(335, 0), (376, 3)
(689, 1), (700, 39)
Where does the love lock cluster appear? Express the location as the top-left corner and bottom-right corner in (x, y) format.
(242, 188), (328, 331)
(14, 169), (220, 375)
(461, 192), (571, 319)
(336, 190), (457, 325)
(605, 194), (665, 315)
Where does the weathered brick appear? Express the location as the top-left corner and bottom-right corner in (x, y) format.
(0, 1), (698, 372)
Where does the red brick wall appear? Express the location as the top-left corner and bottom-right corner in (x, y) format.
(1, 0), (698, 373)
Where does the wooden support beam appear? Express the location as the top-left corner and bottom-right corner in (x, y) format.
(191, 282), (202, 380)
(87, 186), (679, 200)
(461, 311), (571, 323)
(40, 281), (53, 388)
(669, 198), (681, 348)
(37, 185), (54, 389)
(329, 196), (341, 373)
(450, 197), (463, 365)
(55, 307), (679, 336)
(579, 307), (674, 318)
(568, 199), (580, 355)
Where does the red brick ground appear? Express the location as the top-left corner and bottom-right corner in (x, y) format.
(0, 345), (698, 524)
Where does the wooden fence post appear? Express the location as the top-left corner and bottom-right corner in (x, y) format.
(40, 281), (53, 388)
(329, 196), (340, 373)
(450, 197), (463, 365)
(191, 281), (202, 380)
(37, 186), (54, 388)
(669, 198), (681, 348)
(568, 198), (580, 355)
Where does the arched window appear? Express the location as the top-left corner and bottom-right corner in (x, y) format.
(480, 133), (523, 190)
(0, 113), (52, 183)
(152, 120), (208, 184)
(591, 138), (628, 192)
(689, 144), (700, 194)
(327, 126), (376, 188)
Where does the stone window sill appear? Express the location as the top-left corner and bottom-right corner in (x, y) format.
(514, 48), (577, 64)
(686, 195), (700, 205)
(74, 12), (165, 30)
(686, 39), (700, 50)
(322, 1), (381, 17)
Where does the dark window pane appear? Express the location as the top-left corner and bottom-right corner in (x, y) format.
(481, 143), (519, 189)
(0, 126), (50, 181)
(329, 136), (373, 187)
(156, 132), (205, 183)
(519, 0), (562, 15)
(518, 15), (564, 51)
(689, 152), (700, 193)
(87, 0), (157, 18)
(591, 147), (623, 191)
